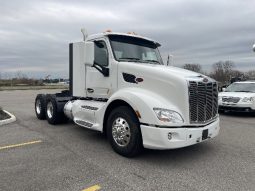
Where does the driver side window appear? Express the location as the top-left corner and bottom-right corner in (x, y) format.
(94, 41), (108, 67)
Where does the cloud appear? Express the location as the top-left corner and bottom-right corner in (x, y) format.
(0, 0), (255, 78)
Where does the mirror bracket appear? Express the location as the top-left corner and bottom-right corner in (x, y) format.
(93, 63), (109, 77)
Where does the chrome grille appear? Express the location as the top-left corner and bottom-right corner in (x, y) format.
(222, 97), (240, 103)
(189, 81), (218, 123)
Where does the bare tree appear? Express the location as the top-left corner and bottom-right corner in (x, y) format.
(245, 70), (255, 80)
(183, 63), (202, 73)
(15, 71), (27, 79)
(210, 60), (235, 83)
(231, 70), (244, 78)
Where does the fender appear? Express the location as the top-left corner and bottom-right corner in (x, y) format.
(102, 87), (186, 127)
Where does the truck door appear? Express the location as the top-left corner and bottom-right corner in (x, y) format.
(85, 40), (112, 99)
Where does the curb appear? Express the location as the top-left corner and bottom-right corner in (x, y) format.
(0, 110), (16, 126)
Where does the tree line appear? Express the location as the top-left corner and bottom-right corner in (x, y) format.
(0, 71), (69, 86)
(182, 61), (255, 85)
(1, 61), (254, 86)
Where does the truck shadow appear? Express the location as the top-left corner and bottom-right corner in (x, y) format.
(139, 143), (216, 161)
(68, 122), (219, 164)
(87, 128), (217, 162)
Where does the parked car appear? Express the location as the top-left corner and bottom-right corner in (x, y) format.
(218, 81), (255, 113)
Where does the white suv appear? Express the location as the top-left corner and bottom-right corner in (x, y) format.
(218, 81), (255, 113)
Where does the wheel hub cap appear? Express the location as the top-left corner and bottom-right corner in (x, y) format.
(36, 100), (41, 114)
(47, 102), (53, 119)
(112, 117), (131, 147)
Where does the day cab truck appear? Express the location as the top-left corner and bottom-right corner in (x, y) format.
(35, 30), (220, 157)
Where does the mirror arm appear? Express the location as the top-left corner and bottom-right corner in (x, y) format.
(93, 63), (109, 77)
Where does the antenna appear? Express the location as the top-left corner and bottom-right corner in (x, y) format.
(81, 28), (88, 41)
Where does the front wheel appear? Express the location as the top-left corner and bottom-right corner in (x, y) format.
(107, 106), (143, 157)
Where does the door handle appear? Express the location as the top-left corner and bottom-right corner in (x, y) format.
(87, 88), (94, 93)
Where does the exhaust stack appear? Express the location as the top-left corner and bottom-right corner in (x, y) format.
(81, 28), (88, 41)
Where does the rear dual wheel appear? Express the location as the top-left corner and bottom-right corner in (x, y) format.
(35, 94), (46, 120)
(45, 95), (68, 125)
(35, 94), (68, 124)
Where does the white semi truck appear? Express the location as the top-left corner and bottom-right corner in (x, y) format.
(35, 30), (220, 157)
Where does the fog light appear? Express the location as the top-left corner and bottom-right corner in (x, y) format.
(168, 132), (172, 140)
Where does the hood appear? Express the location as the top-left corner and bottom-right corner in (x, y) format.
(117, 62), (217, 124)
(120, 62), (214, 81)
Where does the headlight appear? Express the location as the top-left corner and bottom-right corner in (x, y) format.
(242, 97), (253, 102)
(153, 108), (184, 123)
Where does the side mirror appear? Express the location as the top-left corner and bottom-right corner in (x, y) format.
(85, 42), (94, 66)
(222, 88), (226, 92)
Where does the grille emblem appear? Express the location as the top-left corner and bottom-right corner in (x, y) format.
(203, 78), (209, 83)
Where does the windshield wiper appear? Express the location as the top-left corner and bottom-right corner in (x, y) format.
(143, 59), (160, 64)
(119, 57), (141, 62)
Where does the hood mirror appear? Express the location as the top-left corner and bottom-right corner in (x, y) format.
(166, 54), (173, 66)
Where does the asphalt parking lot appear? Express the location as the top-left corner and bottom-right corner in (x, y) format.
(0, 90), (254, 191)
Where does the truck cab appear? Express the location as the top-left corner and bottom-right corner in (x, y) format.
(35, 31), (220, 157)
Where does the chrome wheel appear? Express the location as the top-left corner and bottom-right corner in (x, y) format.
(47, 102), (53, 119)
(36, 99), (41, 115)
(112, 117), (131, 147)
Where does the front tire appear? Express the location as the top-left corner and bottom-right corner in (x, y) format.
(107, 106), (143, 157)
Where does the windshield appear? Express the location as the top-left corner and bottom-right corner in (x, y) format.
(225, 82), (255, 92)
(108, 35), (163, 65)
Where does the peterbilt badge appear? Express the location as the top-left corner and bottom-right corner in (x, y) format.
(203, 78), (209, 82)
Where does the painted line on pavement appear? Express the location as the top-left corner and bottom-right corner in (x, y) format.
(0, 140), (42, 151)
(82, 185), (101, 191)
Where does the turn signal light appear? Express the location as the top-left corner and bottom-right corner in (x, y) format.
(127, 32), (137, 35)
(104, 29), (112, 33)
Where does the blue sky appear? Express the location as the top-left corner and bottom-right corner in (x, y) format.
(0, 0), (255, 78)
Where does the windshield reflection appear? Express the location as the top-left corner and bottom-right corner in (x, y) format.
(225, 83), (255, 93)
(109, 35), (163, 65)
